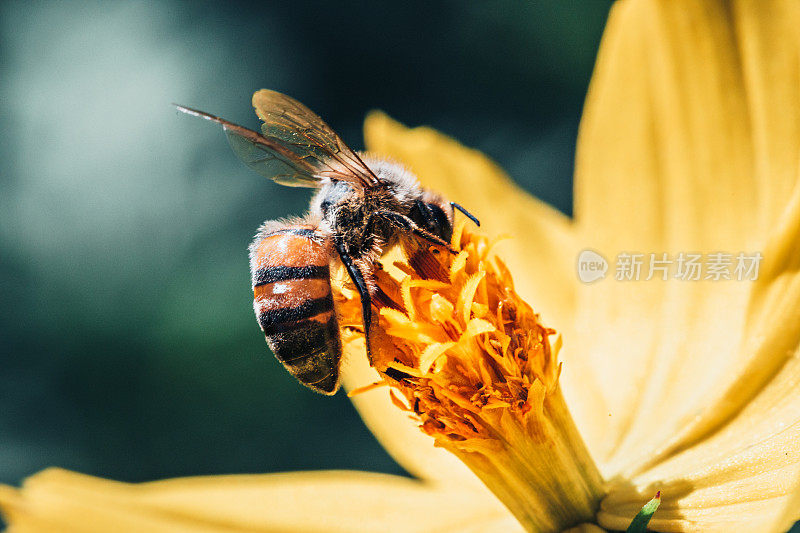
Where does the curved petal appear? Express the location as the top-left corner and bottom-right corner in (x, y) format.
(636, 174), (800, 466)
(644, 0), (800, 463)
(599, 347), (800, 532)
(570, 0), (800, 476)
(578, 0), (800, 530)
(597, 177), (800, 532)
(0, 468), (521, 533)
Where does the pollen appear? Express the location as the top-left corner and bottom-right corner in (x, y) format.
(334, 218), (560, 444)
(333, 219), (604, 532)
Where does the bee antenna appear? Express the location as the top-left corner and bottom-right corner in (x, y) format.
(451, 202), (480, 227)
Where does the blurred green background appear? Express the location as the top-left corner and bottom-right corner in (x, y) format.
(0, 0), (612, 489)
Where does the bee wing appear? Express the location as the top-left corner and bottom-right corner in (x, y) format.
(175, 91), (380, 189)
(176, 105), (325, 188)
(251, 89), (380, 188)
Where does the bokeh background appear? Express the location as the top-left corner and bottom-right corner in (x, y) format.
(0, 0), (612, 495)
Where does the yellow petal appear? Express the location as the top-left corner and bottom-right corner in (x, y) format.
(733, 0), (800, 228)
(564, 525), (607, 533)
(599, 183), (800, 531)
(576, 1), (762, 250)
(599, 345), (800, 532)
(0, 468), (521, 533)
(363, 111), (577, 330)
(568, 0), (800, 478)
(574, 0), (800, 530)
(570, 0), (751, 461)
(638, 177), (800, 465)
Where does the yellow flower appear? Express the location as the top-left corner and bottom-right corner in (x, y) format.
(335, 222), (604, 532)
(3, 0), (800, 531)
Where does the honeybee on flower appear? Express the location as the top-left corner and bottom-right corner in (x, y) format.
(2, 1), (800, 532)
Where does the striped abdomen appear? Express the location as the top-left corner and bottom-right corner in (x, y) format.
(250, 226), (342, 394)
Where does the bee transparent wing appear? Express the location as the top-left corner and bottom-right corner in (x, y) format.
(223, 129), (319, 187)
(175, 105), (325, 188)
(251, 89), (380, 188)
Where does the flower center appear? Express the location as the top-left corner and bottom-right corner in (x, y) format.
(334, 219), (605, 532)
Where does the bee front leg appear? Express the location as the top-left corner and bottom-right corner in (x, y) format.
(334, 236), (374, 358)
(375, 211), (458, 254)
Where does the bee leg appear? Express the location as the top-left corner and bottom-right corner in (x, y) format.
(334, 236), (374, 355)
(376, 211), (458, 255)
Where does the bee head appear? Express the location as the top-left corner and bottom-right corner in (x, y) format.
(409, 195), (447, 242)
(411, 191), (481, 243)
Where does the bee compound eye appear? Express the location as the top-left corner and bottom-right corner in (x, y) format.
(424, 202), (452, 240)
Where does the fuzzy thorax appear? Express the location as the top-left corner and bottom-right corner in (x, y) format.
(333, 220), (604, 532)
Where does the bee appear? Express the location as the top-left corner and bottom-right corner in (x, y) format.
(176, 90), (479, 394)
